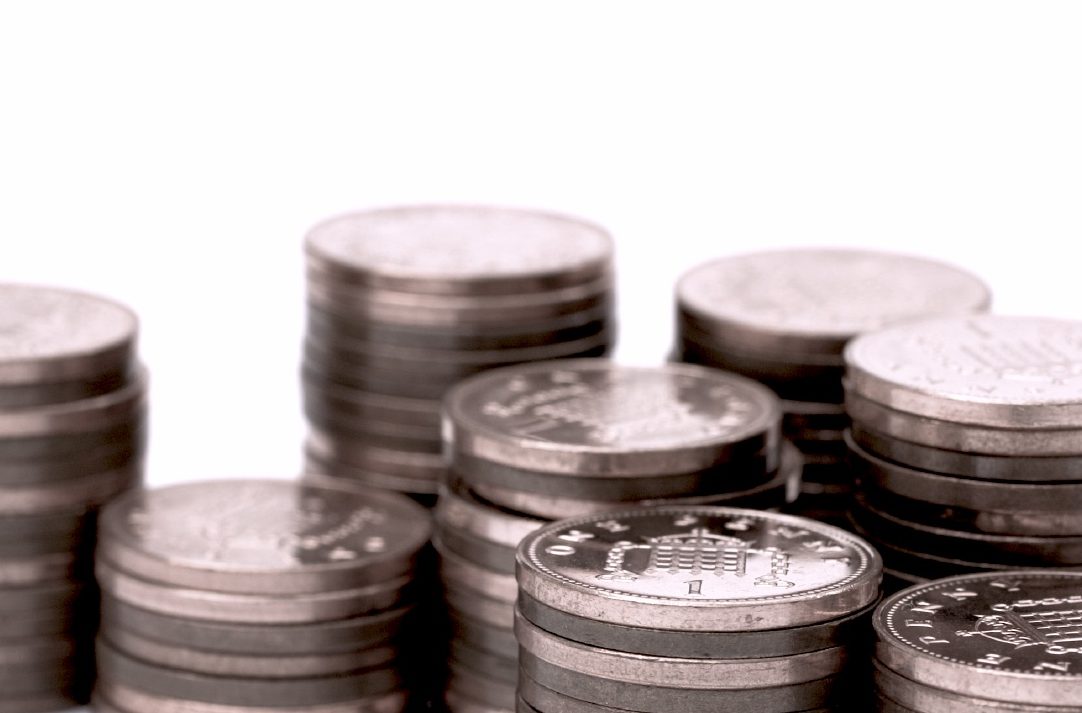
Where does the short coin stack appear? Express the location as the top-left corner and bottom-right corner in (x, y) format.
(93, 479), (431, 713)
(0, 284), (146, 711)
(302, 205), (616, 503)
(515, 507), (883, 713)
(436, 360), (798, 713)
(845, 316), (1082, 589)
(873, 571), (1082, 711)
(674, 249), (992, 524)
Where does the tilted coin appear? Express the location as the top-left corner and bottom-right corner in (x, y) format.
(304, 205), (613, 296)
(96, 679), (410, 713)
(873, 571), (1082, 705)
(444, 361), (780, 476)
(0, 284), (138, 386)
(845, 316), (1082, 429)
(873, 660), (1076, 713)
(676, 249), (990, 357)
(516, 507), (881, 631)
(98, 479), (431, 594)
(0, 372), (146, 438)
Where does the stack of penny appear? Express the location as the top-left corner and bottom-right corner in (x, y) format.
(0, 284), (146, 711)
(845, 315), (1082, 590)
(674, 249), (992, 525)
(873, 571), (1082, 711)
(515, 507), (883, 713)
(92, 479), (431, 713)
(436, 360), (800, 713)
(301, 205), (616, 504)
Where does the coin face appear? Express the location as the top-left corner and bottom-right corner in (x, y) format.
(446, 361), (779, 475)
(0, 285), (137, 378)
(305, 205), (612, 290)
(874, 571), (1082, 704)
(845, 316), (1082, 427)
(517, 507), (880, 630)
(677, 250), (990, 354)
(99, 479), (431, 593)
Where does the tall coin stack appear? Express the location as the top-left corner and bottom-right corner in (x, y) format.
(515, 507), (883, 713)
(872, 571), (1082, 711)
(845, 316), (1082, 590)
(302, 205), (616, 503)
(93, 479), (431, 713)
(435, 360), (799, 713)
(0, 284), (146, 711)
(674, 249), (992, 524)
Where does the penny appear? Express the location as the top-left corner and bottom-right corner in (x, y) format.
(304, 205), (613, 296)
(845, 316), (1082, 429)
(873, 571), (1082, 705)
(445, 361), (780, 476)
(98, 479), (431, 594)
(677, 249), (990, 357)
(96, 679), (410, 713)
(516, 507), (881, 631)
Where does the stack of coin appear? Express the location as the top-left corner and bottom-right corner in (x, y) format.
(845, 315), (1082, 589)
(435, 360), (799, 713)
(515, 507), (883, 713)
(674, 249), (992, 524)
(301, 205), (616, 503)
(873, 571), (1082, 711)
(93, 479), (431, 713)
(0, 284), (146, 710)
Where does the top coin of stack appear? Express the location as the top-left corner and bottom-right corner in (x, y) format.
(302, 205), (617, 502)
(845, 315), (1082, 587)
(0, 284), (147, 710)
(674, 249), (992, 523)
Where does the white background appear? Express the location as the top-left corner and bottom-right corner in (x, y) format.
(2, 1), (1081, 496)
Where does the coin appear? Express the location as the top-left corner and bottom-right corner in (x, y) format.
(446, 666), (516, 710)
(445, 689), (511, 713)
(449, 615), (517, 660)
(872, 660), (1072, 713)
(437, 538), (517, 603)
(306, 430), (444, 480)
(435, 479), (544, 572)
(304, 205), (613, 296)
(874, 571), (1082, 705)
(0, 373), (146, 438)
(96, 679), (410, 713)
(303, 456), (441, 498)
(444, 361), (780, 476)
(98, 479), (432, 594)
(516, 507), (881, 631)
(0, 421), (145, 463)
(845, 316), (1082, 429)
(444, 586), (514, 630)
(676, 249), (990, 357)
(0, 464), (140, 514)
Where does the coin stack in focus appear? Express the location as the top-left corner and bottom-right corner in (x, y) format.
(516, 507), (883, 713)
(301, 205), (617, 503)
(845, 316), (1082, 591)
(0, 284), (146, 711)
(873, 571), (1082, 711)
(92, 479), (431, 713)
(674, 249), (992, 525)
(436, 360), (802, 713)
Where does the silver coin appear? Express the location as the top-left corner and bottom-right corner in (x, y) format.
(438, 538), (517, 603)
(851, 423), (1082, 482)
(445, 361), (780, 476)
(304, 205), (613, 296)
(98, 479), (431, 594)
(0, 420), (145, 463)
(0, 444), (142, 485)
(0, 372), (146, 438)
(0, 550), (81, 585)
(516, 591), (878, 660)
(100, 594), (410, 655)
(303, 458), (441, 497)
(444, 584), (514, 629)
(874, 571), (1082, 705)
(449, 640), (517, 685)
(676, 249), (990, 357)
(0, 464), (141, 515)
(449, 613), (518, 660)
(96, 679), (410, 713)
(96, 640), (401, 706)
(873, 660), (1074, 713)
(444, 689), (512, 713)
(0, 368), (131, 409)
(846, 390), (1082, 456)
(302, 404), (442, 452)
(850, 520), (1021, 581)
(95, 559), (413, 624)
(435, 478), (544, 564)
(0, 508), (92, 547)
(517, 507), (881, 631)
(302, 380), (441, 428)
(0, 284), (138, 385)
(845, 316), (1082, 429)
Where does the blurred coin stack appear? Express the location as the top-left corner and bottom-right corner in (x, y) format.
(674, 249), (992, 525)
(516, 507), (883, 713)
(302, 205), (616, 503)
(93, 479), (431, 713)
(0, 284), (146, 710)
(872, 571), (1082, 712)
(435, 360), (799, 713)
(845, 316), (1082, 591)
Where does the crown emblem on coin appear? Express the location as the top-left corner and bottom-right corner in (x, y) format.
(957, 610), (1082, 656)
